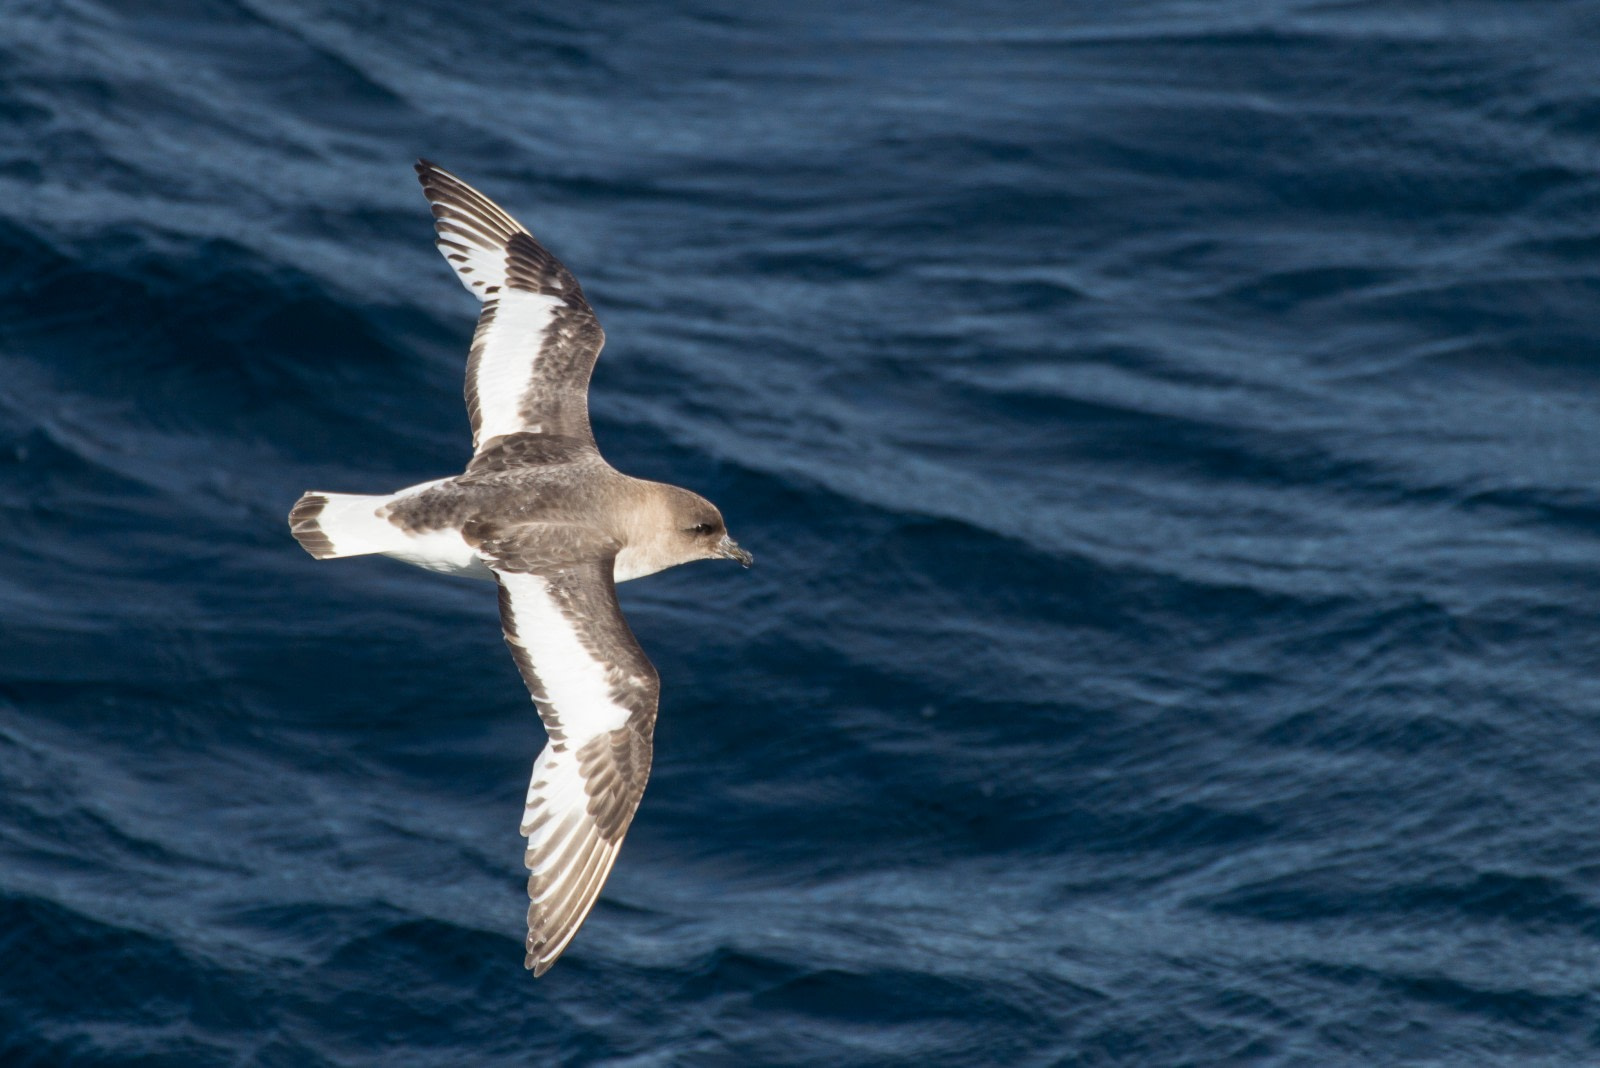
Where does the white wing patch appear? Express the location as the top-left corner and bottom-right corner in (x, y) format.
(496, 572), (635, 739)
(469, 290), (563, 447)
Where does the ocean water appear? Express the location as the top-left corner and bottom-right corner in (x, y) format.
(3, 0), (1600, 1063)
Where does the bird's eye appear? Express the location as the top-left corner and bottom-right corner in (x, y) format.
(688, 522), (716, 535)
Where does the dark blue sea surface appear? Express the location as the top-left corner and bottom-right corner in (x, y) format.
(3, 0), (1600, 1063)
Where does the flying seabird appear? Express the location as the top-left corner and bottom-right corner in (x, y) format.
(288, 160), (752, 975)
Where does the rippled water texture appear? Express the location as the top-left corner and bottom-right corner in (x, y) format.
(3, 0), (1600, 1064)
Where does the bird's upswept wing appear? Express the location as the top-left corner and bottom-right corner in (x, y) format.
(415, 160), (605, 451)
(486, 549), (658, 974)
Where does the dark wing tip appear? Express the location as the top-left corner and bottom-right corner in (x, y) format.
(414, 158), (458, 195)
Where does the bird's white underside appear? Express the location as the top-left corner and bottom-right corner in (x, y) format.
(357, 478), (495, 579)
(381, 528), (494, 579)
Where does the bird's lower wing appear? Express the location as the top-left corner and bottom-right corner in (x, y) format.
(491, 559), (659, 974)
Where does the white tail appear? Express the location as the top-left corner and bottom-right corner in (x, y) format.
(288, 492), (401, 559)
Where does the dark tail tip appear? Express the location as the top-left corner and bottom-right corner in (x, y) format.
(288, 493), (336, 559)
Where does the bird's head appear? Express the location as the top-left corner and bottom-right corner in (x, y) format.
(665, 488), (753, 568)
(614, 484), (752, 582)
